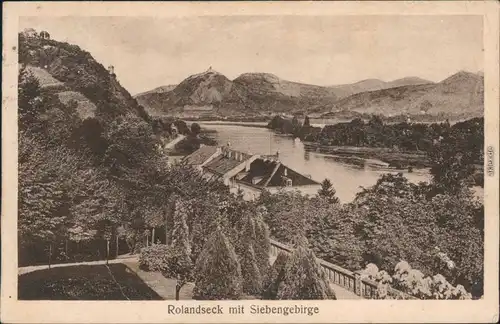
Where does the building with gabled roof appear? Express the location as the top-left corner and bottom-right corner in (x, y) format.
(183, 145), (219, 170)
(183, 145), (320, 200)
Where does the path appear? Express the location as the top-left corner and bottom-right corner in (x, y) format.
(164, 134), (186, 149)
(122, 259), (195, 300)
(18, 254), (139, 275)
(19, 253), (361, 300)
(269, 256), (362, 300)
(18, 255), (195, 300)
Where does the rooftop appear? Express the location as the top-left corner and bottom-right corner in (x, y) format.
(237, 158), (319, 188)
(186, 146), (320, 188)
(183, 145), (218, 165)
(203, 155), (244, 175)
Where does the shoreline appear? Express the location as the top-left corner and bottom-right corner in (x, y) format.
(187, 120), (269, 128)
(301, 141), (431, 168)
(184, 122), (483, 186)
(189, 120), (431, 168)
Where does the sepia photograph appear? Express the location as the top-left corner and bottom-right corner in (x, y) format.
(2, 1), (499, 323)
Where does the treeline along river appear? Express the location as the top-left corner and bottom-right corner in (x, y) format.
(198, 123), (437, 203)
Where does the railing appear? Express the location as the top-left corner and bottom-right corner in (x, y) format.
(269, 239), (416, 299)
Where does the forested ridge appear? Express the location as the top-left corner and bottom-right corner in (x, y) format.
(269, 114), (483, 155)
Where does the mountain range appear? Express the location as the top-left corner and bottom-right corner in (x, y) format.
(20, 28), (484, 122)
(135, 69), (484, 119)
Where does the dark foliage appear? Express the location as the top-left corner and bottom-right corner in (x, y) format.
(259, 173), (484, 298)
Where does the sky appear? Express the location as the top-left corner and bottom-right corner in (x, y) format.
(20, 15), (483, 95)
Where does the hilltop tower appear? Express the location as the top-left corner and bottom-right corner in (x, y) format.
(40, 31), (50, 40)
(108, 65), (116, 78)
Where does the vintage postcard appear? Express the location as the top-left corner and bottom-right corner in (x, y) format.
(1, 1), (499, 323)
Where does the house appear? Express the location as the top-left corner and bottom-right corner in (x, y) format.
(182, 145), (220, 171)
(183, 145), (321, 200)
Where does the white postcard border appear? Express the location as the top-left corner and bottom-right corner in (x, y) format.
(2, 1), (499, 323)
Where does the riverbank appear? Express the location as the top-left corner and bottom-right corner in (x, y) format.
(302, 142), (431, 168)
(188, 120), (269, 128)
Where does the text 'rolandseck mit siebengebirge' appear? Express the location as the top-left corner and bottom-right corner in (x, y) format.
(167, 304), (320, 316)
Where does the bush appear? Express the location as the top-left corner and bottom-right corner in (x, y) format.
(139, 244), (170, 271)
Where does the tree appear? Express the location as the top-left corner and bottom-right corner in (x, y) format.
(305, 199), (363, 270)
(233, 211), (270, 295)
(18, 135), (77, 266)
(273, 236), (336, 300)
(257, 190), (309, 244)
(139, 198), (194, 300)
(193, 228), (243, 300)
(239, 241), (263, 295)
(291, 116), (301, 137)
(18, 175), (67, 267)
(18, 66), (44, 130)
(163, 248), (194, 300)
(262, 251), (289, 299)
(174, 120), (190, 135)
(253, 206), (272, 277)
(190, 123), (201, 136)
(428, 138), (476, 194)
(303, 115), (311, 127)
(171, 199), (192, 293)
(139, 244), (193, 300)
(317, 179), (340, 204)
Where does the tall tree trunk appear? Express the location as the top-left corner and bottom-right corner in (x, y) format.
(116, 235), (119, 257)
(146, 232), (149, 247)
(165, 223), (168, 245)
(65, 239), (68, 260)
(152, 228), (155, 245)
(106, 239), (110, 265)
(175, 282), (184, 301)
(48, 243), (52, 269)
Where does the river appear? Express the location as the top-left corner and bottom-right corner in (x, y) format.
(198, 123), (433, 203)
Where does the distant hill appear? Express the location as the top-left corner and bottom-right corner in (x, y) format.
(233, 73), (337, 99)
(135, 69), (339, 116)
(135, 69), (482, 120)
(333, 71), (483, 118)
(135, 84), (177, 97)
(329, 77), (433, 98)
